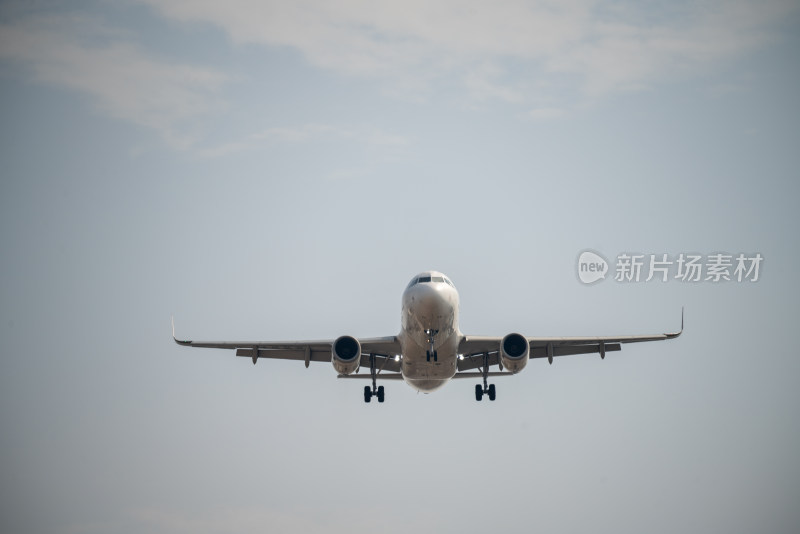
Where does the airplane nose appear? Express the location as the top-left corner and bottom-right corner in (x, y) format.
(416, 285), (449, 313)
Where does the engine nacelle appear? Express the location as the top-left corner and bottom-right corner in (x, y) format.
(500, 333), (529, 374)
(332, 335), (361, 375)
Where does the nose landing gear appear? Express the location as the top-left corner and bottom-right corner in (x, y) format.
(425, 329), (439, 362)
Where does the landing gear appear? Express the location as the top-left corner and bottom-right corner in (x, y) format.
(475, 352), (496, 402)
(364, 385), (385, 403)
(425, 329), (439, 362)
(364, 354), (386, 403)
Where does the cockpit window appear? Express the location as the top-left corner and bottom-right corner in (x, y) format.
(408, 274), (455, 288)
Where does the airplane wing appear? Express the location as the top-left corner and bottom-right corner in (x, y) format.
(172, 319), (403, 372)
(456, 309), (683, 372)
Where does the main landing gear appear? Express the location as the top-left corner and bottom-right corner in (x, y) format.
(364, 385), (385, 403)
(363, 353), (385, 403)
(475, 384), (496, 401)
(475, 353), (496, 402)
(425, 329), (439, 362)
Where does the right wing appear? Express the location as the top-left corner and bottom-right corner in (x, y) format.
(172, 318), (402, 372)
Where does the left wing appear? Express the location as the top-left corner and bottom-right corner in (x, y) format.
(457, 309), (683, 371)
(172, 319), (402, 372)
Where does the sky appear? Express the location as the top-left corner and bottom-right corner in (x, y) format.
(1, 1), (799, 533)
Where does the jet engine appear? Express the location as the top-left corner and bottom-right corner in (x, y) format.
(332, 335), (361, 375)
(500, 333), (529, 373)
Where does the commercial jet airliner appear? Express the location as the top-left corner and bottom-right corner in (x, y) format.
(173, 271), (682, 403)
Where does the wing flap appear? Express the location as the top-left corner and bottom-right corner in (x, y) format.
(229, 347), (401, 372)
(530, 343), (621, 358)
(457, 352), (500, 372)
(337, 373), (405, 380)
(235, 348), (330, 362)
(452, 371), (514, 379)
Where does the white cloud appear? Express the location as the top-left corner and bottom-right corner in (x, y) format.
(66, 503), (432, 534)
(527, 106), (565, 120)
(463, 62), (526, 103)
(1, 1), (792, 150)
(139, 0), (795, 103)
(196, 123), (409, 158)
(0, 14), (229, 149)
(0, 10), (413, 153)
(66, 506), (334, 534)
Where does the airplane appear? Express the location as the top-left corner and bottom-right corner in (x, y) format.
(173, 270), (682, 403)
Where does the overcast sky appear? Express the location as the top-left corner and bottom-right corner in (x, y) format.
(1, 1), (799, 533)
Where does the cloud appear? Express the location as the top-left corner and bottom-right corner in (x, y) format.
(0, 13), (229, 149)
(197, 123), (409, 158)
(140, 0), (796, 102)
(463, 62), (526, 103)
(66, 506), (331, 534)
(527, 106), (565, 120)
(1, 1), (792, 150)
(66, 504), (430, 534)
(0, 9), (411, 153)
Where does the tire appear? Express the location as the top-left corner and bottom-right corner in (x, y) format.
(475, 384), (483, 401)
(488, 384), (496, 401)
(377, 385), (385, 403)
(364, 385), (372, 403)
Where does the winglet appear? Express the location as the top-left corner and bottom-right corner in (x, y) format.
(666, 307), (684, 339)
(171, 316), (193, 346)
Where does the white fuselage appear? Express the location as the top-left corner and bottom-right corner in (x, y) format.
(398, 271), (461, 393)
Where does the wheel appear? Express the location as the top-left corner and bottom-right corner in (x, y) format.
(488, 384), (496, 401)
(426, 350), (430, 362)
(377, 385), (385, 403)
(475, 384), (483, 401)
(364, 385), (372, 403)
(433, 350), (438, 362)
